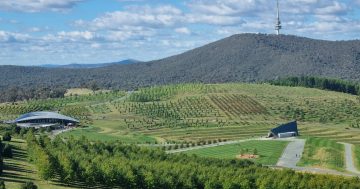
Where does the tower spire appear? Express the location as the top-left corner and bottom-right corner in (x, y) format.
(275, 0), (282, 35)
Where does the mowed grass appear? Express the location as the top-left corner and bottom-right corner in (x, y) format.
(65, 88), (111, 96)
(297, 137), (345, 171)
(299, 124), (360, 145)
(353, 145), (360, 171)
(60, 125), (156, 143)
(184, 140), (289, 165)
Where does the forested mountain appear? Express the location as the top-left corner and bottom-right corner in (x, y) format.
(41, 59), (140, 69)
(1, 33), (360, 101)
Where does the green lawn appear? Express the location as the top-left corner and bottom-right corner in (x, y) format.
(297, 137), (345, 171)
(60, 126), (156, 143)
(184, 140), (289, 165)
(353, 145), (360, 171)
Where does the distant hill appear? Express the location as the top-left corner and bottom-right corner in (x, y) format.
(1, 33), (360, 92)
(41, 59), (141, 69)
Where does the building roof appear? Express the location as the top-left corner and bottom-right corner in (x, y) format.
(270, 121), (298, 136)
(15, 111), (79, 123)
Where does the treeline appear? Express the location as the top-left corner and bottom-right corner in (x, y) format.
(0, 87), (67, 103)
(26, 134), (360, 188)
(269, 76), (360, 95)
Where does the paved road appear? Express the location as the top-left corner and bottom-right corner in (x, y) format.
(276, 138), (305, 168)
(341, 143), (360, 174)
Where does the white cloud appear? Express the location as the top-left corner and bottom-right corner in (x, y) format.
(315, 1), (348, 15)
(29, 27), (41, 32)
(0, 0), (85, 12)
(79, 5), (184, 30)
(43, 31), (99, 42)
(175, 27), (191, 35)
(90, 43), (101, 49)
(1, 0), (360, 65)
(0, 30), (30, 43)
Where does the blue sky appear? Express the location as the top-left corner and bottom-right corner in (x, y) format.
(1, 0), (360, 65)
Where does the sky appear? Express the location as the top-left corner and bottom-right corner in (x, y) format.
(1, 0), (360, 65)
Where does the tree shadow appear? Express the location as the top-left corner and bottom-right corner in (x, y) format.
(4, 163), (35, 174)
(1, 171), (35, 181)
(50, 176), (122, 189)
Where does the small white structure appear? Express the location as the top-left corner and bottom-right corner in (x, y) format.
(278, 132), (297, 138)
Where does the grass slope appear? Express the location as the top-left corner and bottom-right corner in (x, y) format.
(353, 145), (360, 171)
(184, 140), (289, 165)
(297, 137), (345, 171)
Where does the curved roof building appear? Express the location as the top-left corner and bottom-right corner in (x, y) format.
(14, 111), (79, 128)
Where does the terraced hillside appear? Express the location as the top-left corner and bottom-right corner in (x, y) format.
(2, 83), (360, 145)
(2, 82), (360, 187)
(37, 83), (360, 144)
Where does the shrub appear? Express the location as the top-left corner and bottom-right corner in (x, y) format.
(2, 132), (11, 142)
(253, 148), (258, 155)
(21, 181), (37, 189)
(46, 126), (53, 133)
(2, 144), (12, 158)
(20, 128), (28, 137)
(0, 180), (5, 189)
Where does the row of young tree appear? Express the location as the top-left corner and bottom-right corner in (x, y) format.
(269, 76), (360, 95)
(0, 133), (14, 179)
(26, 134), (360, 189)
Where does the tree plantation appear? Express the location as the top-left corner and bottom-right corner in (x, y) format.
(1, 82), (360, 188)
(26, 134), (360, 189)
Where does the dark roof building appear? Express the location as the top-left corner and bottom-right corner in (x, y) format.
(12, 111), (79, 128)
(268, 121), (299, 138)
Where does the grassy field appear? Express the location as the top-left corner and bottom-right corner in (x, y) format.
(65, 88), (111, 96)
(60, 124), (156, 143)
(183, 140), (289, 165)
(353, 145), (360, 171)
(297, 137), (345, 171)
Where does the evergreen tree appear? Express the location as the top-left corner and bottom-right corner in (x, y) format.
(2, 133), (11, 142)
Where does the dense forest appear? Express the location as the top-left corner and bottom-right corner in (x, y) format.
(1, 33), (360, 98)
(24, 133), (360, 189)
(0, 87), (67, 103)
(269, 76), (360, 95)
